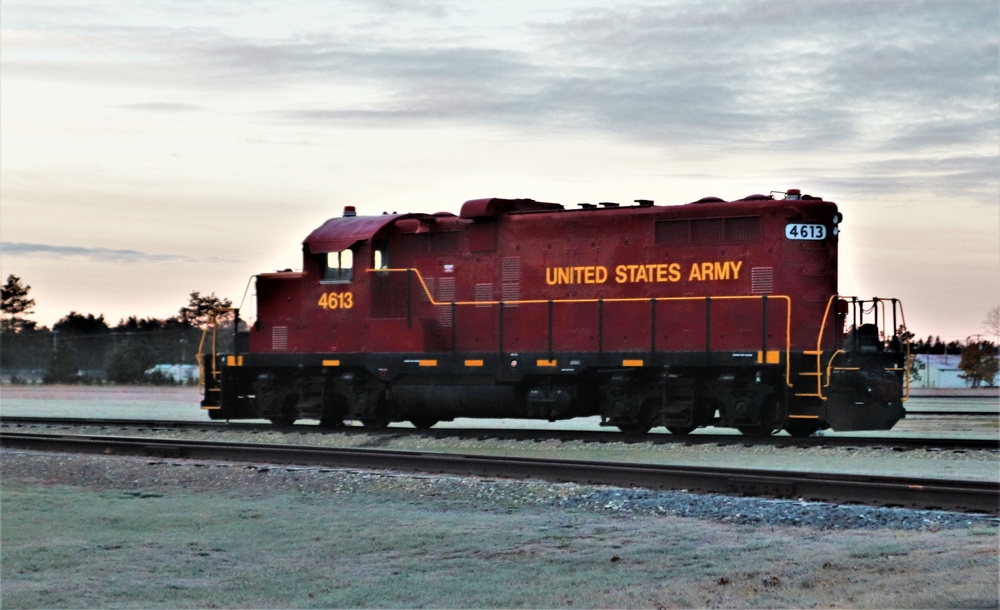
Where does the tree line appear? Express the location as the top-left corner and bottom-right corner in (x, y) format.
(1, 274), (234, 385)
(898, 309), (999, 388)
(2, 273), (997, 388)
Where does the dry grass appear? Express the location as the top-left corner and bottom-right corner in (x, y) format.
(2, 451), (997, 609)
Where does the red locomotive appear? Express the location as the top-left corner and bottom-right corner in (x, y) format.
(200, 189), (908, 436)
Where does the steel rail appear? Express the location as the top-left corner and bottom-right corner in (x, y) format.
(2, 431), (997, 514)
(1, 416), (997, 452)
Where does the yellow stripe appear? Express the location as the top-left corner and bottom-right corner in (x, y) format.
(464, 359), (484, 367)
(788, 414), (819, 419)
(201, 406), (221, 410)
(226, 355), (243, 367)
(322, 359), (340, 367)
(537, 359), (557, 367)
(418, 359), (438, 367)
(622, 359), (644, 367)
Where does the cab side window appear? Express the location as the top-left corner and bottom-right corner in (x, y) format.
(373, 242), (389, 270)
(322, 248), (353, 282)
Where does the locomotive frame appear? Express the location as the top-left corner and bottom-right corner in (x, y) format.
(199, 189), (909, 436)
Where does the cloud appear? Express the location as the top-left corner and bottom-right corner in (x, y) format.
(1, 242), (238, 264)
(118, 102), (203, 113)
(3, 0), (996, 190)
(188, 0), (994, 163)
(5, 1), (995, 152)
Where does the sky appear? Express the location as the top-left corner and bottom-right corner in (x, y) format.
(1, 0), (998, 343)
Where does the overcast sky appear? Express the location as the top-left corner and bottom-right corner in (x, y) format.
(2, 0), (998, 342)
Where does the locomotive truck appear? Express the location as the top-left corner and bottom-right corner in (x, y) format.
(199, 189), (908, 436)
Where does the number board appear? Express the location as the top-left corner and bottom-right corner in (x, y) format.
(784, 224), (826, 240)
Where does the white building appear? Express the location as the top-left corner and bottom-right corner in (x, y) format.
(912, 354), (975, 389)
(145, 364), (199, 384)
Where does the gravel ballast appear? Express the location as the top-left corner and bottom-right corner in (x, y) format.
(5, 449), (994, 531)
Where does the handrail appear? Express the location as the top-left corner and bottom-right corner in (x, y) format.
(195, 320), (213, 394)
(812, 295), (911, 401)
(196, 308), (237, 394)
(823, 350), (849, 388)
(368, 267), (794, 386)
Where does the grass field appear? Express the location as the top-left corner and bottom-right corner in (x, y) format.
(2, 451), (997, 609)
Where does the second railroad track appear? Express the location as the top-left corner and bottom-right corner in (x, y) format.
(2, 431), (997, 515)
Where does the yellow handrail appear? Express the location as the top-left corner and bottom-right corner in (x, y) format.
(196, 308), (236, 394)
(368, 267), (794, 386)
(811, 295), (911, 401)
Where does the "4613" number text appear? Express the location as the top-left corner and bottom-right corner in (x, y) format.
(318, 291), (353, 310)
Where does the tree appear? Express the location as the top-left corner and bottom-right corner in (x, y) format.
(44, 341), (79, 383)
(1, 274), (37, 332)
(53, 312), (110, 334)
(106, 342), (156, 384)
(984, 305), (1000, 343)
(176, 291), (233, 329)
(958, 341), (999, 388)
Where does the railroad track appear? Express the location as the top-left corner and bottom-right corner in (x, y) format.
(2, 431), (996, 514)
(2, 416), (997, 452)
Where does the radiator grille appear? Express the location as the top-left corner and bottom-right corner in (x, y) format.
(501, 257), (520, 307)
(751, 267), (774, 294)
(475, 283), (493, 307)
(436, 277), (455, 327)
(271, 325), (288, 351)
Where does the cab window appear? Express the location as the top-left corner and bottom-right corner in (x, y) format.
(322, 248), (353, 282)
(373, 242), (389, 270)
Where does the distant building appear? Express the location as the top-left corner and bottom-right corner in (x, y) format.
(912, 354), (972, 389)
(145, 364), (199, 384)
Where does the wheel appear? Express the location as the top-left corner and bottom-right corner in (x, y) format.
(410, 419), (438, 429)
(360, 418), (390, 430)
(617, 397), (657, 435)
(785, 421), (821, 437)
(666, 426), (695, 435)
(319, 397), (349, 428)
(738, 395), (780, 437)
(270, 394), (299, 427)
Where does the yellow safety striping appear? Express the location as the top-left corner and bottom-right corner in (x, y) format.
(201, 406), (221, 410)
(537, 359), (558, 367)
(322, 359), (341, 367)
(418, 359), (438, 367)
(788, 414), (820, 419)
(226, 355), (244, 367)
(622, 359), (644, 367)
(465, 359), (484, 367)
(757, 350), (781, 364)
